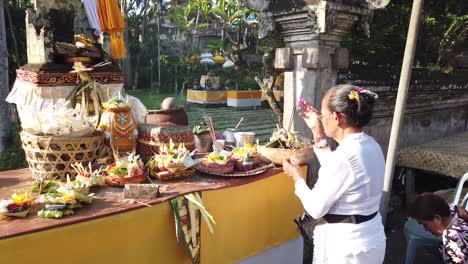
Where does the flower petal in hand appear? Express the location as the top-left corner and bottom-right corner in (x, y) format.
(283, 158), (302, 182)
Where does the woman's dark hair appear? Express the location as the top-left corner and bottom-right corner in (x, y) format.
(410, 193), (451, 221)
(327, 84), (376, 128)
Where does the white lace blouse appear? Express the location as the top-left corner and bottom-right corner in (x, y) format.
(294, 132), (385, 219)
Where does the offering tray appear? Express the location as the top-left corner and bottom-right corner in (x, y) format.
(195, 163), (275, 177)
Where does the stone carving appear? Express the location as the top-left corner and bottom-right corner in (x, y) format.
(249, 1), (376, 46)
(26, 8), (53, 63)
(257, 14), (276, 39)
(245, 0), (270, 12)
(16, 70), (125, 86)
(25, 0), (94, 64)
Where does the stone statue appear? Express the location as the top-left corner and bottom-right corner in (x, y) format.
(193, 79), (201, 90)
(205, 79), (213, 91)
(26, 0), (95, 64)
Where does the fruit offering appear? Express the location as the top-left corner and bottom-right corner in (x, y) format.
(0, 193), (33, 218)
(147, 140), (191, 174)
(105, 153), (145, 179)
(104, 152), (147, 186)
(232, 143), (260, 171)
(241, 155), (253, 171)
(198, 150), (235, 174)
(35, 176), (94, 219)
(72, 162), (105, 188)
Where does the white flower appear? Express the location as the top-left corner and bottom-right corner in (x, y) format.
(29, 99), (93, 135)
(70, 62), (93, 73)
(0, 199), (13, 213)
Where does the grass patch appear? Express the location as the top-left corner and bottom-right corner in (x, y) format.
(0, 124), (27, 171)
(127, 90), (187, 110)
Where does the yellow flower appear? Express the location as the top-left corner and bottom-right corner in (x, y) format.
(63, 194), (75, 201)
(348, 91), (360, 101)
(11, 193), (33, 206)
(208, 155), (219, 161)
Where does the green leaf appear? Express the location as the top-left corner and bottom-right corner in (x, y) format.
(209, 6), (228, 19)
(231, 9), (247, 20)
(195, 23), (209, 29)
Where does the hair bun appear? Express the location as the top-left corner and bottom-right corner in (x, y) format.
(327, 84), (376, 128)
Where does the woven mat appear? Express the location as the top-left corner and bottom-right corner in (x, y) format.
(434, 188), (468, 204)
(397, 131), (468, 179)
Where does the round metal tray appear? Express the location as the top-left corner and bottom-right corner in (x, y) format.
(195, 163), (275, 177)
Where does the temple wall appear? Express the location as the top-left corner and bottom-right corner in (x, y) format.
(337, 66), (468, 155)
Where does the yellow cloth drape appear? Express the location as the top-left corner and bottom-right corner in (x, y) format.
(0, 167), (306, 264)
(186, 90), (227, 103)
(97, 0), (127, 59)
(227, 91), (262, 99)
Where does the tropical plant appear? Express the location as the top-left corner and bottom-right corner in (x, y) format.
(343, 0), (468, 69)
(437, 14), (467, 72)
(167, 0), (285, 123)
(0, 0), (11, 154)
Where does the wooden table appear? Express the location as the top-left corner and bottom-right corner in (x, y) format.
(0, 166), (307, 264)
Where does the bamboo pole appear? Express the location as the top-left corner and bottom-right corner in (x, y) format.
(380, 0), (425, 222)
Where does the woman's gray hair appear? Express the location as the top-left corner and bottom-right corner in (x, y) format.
(327, 84), (376, 128)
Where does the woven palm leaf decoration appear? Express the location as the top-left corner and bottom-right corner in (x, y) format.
(170, 192), (215, 264)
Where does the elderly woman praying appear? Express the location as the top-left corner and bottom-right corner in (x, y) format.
(283, 84), (386, 263)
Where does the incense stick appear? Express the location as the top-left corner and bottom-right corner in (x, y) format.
(234, 117), (244, 130)
(287, 106), (296, 131)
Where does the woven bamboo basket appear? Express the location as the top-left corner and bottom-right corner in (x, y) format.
(20, 131), (104, 180)
(149, 168), (196, 181)
(257, 146), (314, 165)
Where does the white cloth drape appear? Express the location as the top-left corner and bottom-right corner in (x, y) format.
(82, 0), (102, 35)
(6, 80), (148, 128)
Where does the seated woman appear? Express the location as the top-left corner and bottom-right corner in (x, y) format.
(410, 193), (468, 264)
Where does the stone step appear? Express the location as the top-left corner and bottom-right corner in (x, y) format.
(185, 107), (278, 144)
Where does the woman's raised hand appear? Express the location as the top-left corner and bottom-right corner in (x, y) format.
(298, 99), (322, 132)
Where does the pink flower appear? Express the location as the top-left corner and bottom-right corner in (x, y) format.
(355, 87), (364, 93)
(298, 98), (306, 106)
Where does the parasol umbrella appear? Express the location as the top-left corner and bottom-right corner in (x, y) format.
(200, 58), (215, 65)
(190, 55), (200, 63)
(97, 0), (126, 59)
(213, 55), (226, 64)
(246, 13), (257, 24)
(200, 53), (213, 59)
(222, 60), (235, 68)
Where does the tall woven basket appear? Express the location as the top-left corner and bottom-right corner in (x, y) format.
(20, 131), (104, 180)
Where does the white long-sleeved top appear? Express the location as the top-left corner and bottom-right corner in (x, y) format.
(295, 132), (385, 219)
